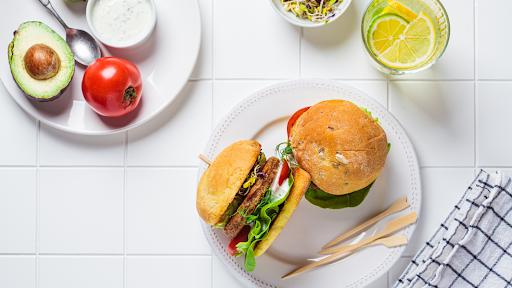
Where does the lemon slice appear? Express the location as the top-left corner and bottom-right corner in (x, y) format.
(381, 0), (418, 22)
(378, 11), (436, 69)
(368, 13), (408, 56)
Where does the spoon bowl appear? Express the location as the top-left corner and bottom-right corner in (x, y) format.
(39, 0), (101, 66)
(66, 28), (101, 66)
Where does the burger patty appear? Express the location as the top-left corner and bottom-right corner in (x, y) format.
(223, 156), (280, 240)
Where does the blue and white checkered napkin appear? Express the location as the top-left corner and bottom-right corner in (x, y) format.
(394, 170), (512, 288)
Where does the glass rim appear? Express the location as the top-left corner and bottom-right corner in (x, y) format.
(360, 0), (451, 74)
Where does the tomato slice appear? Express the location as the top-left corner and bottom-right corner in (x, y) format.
(227, 225), (251, 256)
(287, 107), (310, 139)
(278, 159), (290, 186)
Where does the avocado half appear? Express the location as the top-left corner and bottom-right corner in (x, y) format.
(8, 22), (74, 102)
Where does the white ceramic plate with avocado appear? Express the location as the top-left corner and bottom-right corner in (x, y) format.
(0, 0), (200, 135)
(198, 78), (422, 288)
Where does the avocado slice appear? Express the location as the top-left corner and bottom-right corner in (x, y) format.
(8, 22), (74, 102)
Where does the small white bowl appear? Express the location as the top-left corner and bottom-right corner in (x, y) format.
(86, 0), (157, 48)
(269, 0), (352, 28)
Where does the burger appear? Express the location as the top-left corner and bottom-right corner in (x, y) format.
(197, 140), (311, 272)
(278, 100), (389, 209)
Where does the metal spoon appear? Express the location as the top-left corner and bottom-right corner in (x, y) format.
(38, 0), (101, 66)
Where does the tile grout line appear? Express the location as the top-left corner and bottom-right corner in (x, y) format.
(36, 120), (40, 288)
(123, 130), (128, 288)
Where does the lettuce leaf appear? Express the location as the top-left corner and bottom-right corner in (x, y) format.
(236, 172), (295, 272)
(305, 144), (390, 209)
(305, 180), (375, 209)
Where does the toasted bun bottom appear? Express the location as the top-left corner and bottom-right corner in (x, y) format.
(254, 167), (311, 257)
(197, 141), (261, 225)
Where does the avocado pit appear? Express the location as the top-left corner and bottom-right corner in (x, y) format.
(24, 44), (60, 80)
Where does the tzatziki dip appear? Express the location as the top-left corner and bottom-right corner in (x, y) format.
(91, 0), (153, 43)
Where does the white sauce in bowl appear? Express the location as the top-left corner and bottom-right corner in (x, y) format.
(91, 0), (153, 43)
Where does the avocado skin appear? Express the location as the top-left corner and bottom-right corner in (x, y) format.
(9, 65), (74, 102)
(8, 22), (75, 102)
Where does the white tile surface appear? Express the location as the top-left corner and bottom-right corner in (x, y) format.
(126, 168), (211, 254)
(190, 0), (213, 79)
(126, 257), (212, 288)
(0, 257), (36, 288)
(477, 82), (512, 167)
(39, 257), (123, 288)
(214, 1), (300, 79)
(39, 169), (124, 254)
(0, 0), (510, 285)
(127, 81), (212, 166)
(404, 168), (476, 256)
(213, 81), (278, 125)
(389, 82), (474, 167)
(390, 0), (474, 80)
(477, 0), (512, 79)
(301, 0), (387, 80)
(0, 80), (37, 166)
(0, 169), (36, 253)
(40, 124), (125, 166)
(214, 256), (246, 288)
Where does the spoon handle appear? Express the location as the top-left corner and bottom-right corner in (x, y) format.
(38, 0), (70, 30)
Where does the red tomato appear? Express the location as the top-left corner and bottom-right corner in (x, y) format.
(227, 225), (251, 256)
(82, 57), (143, 117)
(287, 107), (310, 139)
(278, 159), (290, 186)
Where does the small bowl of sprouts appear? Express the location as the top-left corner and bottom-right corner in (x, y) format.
(269, 0), (352, 28)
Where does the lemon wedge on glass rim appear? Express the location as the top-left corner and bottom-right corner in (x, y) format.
(377, 11), (437, 69)
(381, 0), (418, 22)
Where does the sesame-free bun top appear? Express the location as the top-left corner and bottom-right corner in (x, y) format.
(197, 140), (261, 225)
(290, 100), (388, 195)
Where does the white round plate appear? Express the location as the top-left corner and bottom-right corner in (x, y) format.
(269, 0), (352, 28)
(0, 0), (200, 135)
(198, 79), (421, 288)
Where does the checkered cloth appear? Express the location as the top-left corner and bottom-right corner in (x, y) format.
(394, 170), (512, 288)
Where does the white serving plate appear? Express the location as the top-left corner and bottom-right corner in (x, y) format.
(0, 0), (200, 135)
(269, 0), (352, 28)
(198, 78), (422, 288)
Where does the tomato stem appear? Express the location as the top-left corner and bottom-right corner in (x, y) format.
(123, 87), (138, 109)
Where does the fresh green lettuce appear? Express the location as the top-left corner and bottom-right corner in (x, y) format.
(305, 181), (375, 209)
(235, 172), (295, 272)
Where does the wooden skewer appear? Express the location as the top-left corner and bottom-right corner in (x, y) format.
(306, 235), (408, 264)
(322, 197), (410, 249)
(367, 235), (408, 248)
(320, 212), (416, 255)
(282, 212), (417, 279)
(198, 154), (212, 165)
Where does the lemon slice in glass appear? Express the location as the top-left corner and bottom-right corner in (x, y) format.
(367, 13), (408, 56)
(378, 11), (436, 69)
(381, 0), (418, 22)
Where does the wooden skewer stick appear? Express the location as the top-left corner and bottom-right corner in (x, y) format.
(367, 235), (408, 248)
(308, 235), (408, 263)
(282, 212), (417, 279)
(198, 154), (213, 166)
(322, 197), (410, 249)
